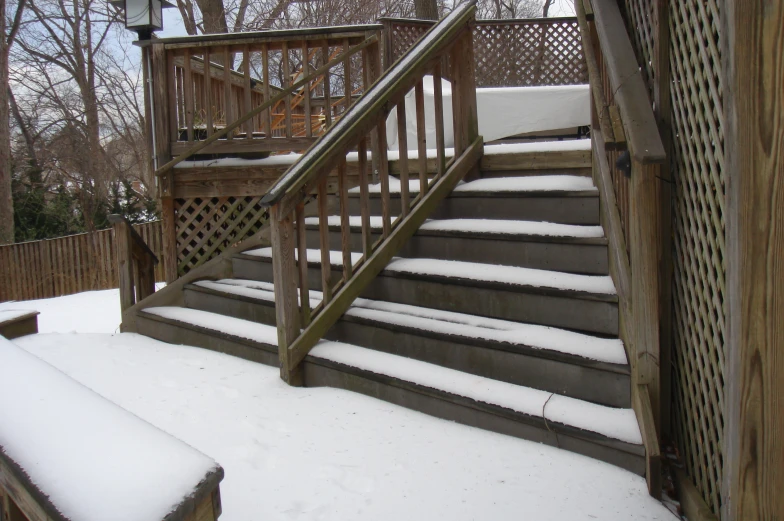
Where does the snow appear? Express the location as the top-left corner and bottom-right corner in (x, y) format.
(0, 335), (219, 521)
(0, 309), (36, 324)
(454, 174), (597, 193)
(13, 331), (674, 521)
(418, 219), (605, 238)
(386, 79), (590, 150)
(144, 306), (278, 346)
(483, 138), (591, 155)
(309, 341), (641, 445)
(196, 279), (627, 365)
(242, 248), (615, 295)
(7, 289), (675, 520)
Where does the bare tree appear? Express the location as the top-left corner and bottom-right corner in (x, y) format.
(415, 0), (438, 19)
(1, 0), (26, 244)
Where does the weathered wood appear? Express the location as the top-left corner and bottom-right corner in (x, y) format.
(723, 1), (784, 519)
(590, 0), (665, 163)
(674, 467), (719, 521)
(357, 139), (372, 257)
(633, 384), (661, 499)
(161, 198), (178, 282)
(415, 79), (428, 194)
(269, 206), (301, 385)
(282, 42), (293, 138)
(295, 203), (311, 327)
(155, 25), (381, 49)
(395, 102), (411, 217)
(222, 47), (233, 141)
(337, 159), (352, 280)
(183, 49), (195, 142)
(114, 219), (135, 312)
(302, 41), (313, 138)
(376, 118), (392, 238)
(262, 43), (272, 138)
(322, 41), (333, 128)
(285, 137), (483, 370)
(317, 178), (333, 304)
(432, 63), (446, 178)
(242, 45), (253, 138)
(150, 44), (172, 167)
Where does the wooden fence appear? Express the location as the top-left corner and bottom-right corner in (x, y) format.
(0, 221), (165, 303)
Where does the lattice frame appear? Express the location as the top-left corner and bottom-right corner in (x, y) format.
(386, 19), (587, 87)
(623, 0), (726, 514)
(175, 197), (270, 274)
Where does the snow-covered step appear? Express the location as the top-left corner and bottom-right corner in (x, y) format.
(347, 175), (600, 224)
(302, 216), (608, 274)
(135, 306), (642, 474)
(233, 249), (619, 335)
(183, 278), (631, 407)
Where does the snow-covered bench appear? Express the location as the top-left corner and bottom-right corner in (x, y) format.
(0, 336), (224, 521)
(0, 310), (39, 339)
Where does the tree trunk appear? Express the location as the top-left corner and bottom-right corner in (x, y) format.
(0, 0), (14, 245)
(415, 0), (438, 20)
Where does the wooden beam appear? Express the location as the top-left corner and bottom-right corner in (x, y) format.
(722, 1), (784, 519)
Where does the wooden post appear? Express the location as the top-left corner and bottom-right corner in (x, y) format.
(113, 220), (134, 312)
(270, 205), (302, 385)
(722, 1), (784, 519)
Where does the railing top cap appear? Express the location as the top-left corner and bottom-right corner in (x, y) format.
(143, 23), (383, 47)
(261, 0), (477, 208)
(379, 15), (577, 24)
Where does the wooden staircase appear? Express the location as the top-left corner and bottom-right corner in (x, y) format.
(132, 143), (645, 475)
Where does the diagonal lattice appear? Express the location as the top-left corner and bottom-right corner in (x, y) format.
(175, 197), (270, 275)
(622, 0), (725, 514)
(386, 19), (587, 87)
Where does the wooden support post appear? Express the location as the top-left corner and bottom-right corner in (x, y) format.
(722, 1), (784, 519)
(270, 205), (302, 385)
(113, 220), (134, 312)
(161, 196), (178, 282)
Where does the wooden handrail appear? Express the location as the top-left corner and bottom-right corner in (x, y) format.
(144, 24), (383, 49)
(265, 0), (480, 384)
(588, 0), (665, 163)
(261, 3), (477, 208)
(154, 34), (379, 176)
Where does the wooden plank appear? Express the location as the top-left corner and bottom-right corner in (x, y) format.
(633, 384), (661, 499)
(285, 137), (483, 370)
(376, 118), (391, 238)
(169, 136), (317, 156)
(222, 46), (233, 140)
(357, 138), (372, 257)
(295, 203), (311, 327)
(302, 41), (313, 138)
(723, 1), (784, 518)
(163, 48), (178, 147)
(322, 41), (332, 128)
(0, 455), (59, 521)
(337, 158), (352, 280)
(183, 49), (194, 142)
(432, 63), (446, 178)
(269, 206), (302, 385)
(262, 43), (272, 138)
(343, 38), (352, 115)
(114, 220), (135, 311)
(203, 48), (213, 138)
(395, 102), (410, 217)
(157, 25), (381, 49)
(242, 45), (253, 138)
(590, 0), (665, 163)
(415, 79), (428, 194)
(282, 42), (292, 139)
(317, 178), (332, 303)
(161, 198), (178, 282)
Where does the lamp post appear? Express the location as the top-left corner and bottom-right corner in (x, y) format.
(110, 0), (174, 40)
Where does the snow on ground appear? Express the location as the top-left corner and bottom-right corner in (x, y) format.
(5, 291), (675, 521)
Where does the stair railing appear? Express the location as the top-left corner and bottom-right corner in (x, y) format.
(260, 0), (482, 384)
(109, 215), (160, 312)
(576, 0), (667, 498)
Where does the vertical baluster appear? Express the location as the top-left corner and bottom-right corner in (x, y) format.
(223, 46), (233, 140)
(450, 41), (464, 156)
(282, 41), (292, 139)
(295, 202), (310, 326)
(377, 119), (391, 237)
(322, 41), (332, 129)
(301, 41), (312, 138)
(167, 51), (178, 143)
(337, 158), (352, 280)
(243, 45), (253, 139)
(263, 43), (272, 139)
(358, 138), (372, 257)
(414, 79), (428, 195)
(396, 102), (411, 216)
(204, 48), (213, 138)
(317, 178), (332, 303)
(343, 38), (352, 115)
(433, 63), (446, 179)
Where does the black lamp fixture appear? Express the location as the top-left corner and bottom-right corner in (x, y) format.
(110, 0), (175, 40)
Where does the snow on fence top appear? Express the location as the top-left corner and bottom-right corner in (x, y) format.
(0, 336), (223, 521)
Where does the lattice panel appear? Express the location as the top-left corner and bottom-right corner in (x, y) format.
(668, 0), (725, 514)
(175, 197), (269, 274)
(622, 0), (656, 99)
(386, 19), (587, 87)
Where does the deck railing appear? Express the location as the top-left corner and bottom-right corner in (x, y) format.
(109, 215), (160, 312)
(576, 0), (667, 498)
(260, 0), (481, 384)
